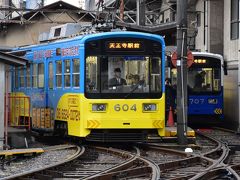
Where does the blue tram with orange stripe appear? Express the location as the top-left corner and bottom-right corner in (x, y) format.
(10, 31), (166, 141)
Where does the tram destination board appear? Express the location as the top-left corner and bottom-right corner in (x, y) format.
(105, 41), (144, 52)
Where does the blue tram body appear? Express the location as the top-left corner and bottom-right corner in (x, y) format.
(188, 93), (224, 120)
(188, 52), (224, 123)
(10, 31), (166, 141)
(168, 52), (224, 124)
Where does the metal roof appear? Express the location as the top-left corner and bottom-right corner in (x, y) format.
(0, 51), (27, 66)
(116, 21), (177, 33)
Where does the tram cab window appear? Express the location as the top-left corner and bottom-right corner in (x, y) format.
(19, 67), (25, 88)
(64, 60), (70, 88)
(26, 65), (31, 88)
(188, 68), (221, 93)
(170, 66), (221, 93)
(85, 55), (162, 97)
(38, 63), (44, 88)
(56, 61), (62, 88)
(73, 58), (80, 88)
(32, 64), (38, 88)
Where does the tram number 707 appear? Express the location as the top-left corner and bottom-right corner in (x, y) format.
(114, 104), (137, 112)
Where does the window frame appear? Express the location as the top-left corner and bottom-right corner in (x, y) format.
(84, 38), (163, 99)
(64, 59), (71, 88)
(56, 60), (63, 88)
(14, 67), (19, 89)
(19, 66), (25, 88)
(48, 62), (53, 89)
(38, 62), (45, 88)
(32, 63), (38, 88)
(72, 58), (80, 88)
(26, 65), (31, 88)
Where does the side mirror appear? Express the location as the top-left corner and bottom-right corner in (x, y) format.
(223, 61), (228, 75)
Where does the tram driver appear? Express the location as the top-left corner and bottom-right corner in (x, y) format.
(194, 71), (206, 90)
(108, 68), (127, 88)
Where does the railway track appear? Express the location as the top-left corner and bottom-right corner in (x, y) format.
(6, 145), (161, 180)
(3, 144), (83, 180)
(189, 128), (240, 179)
(5, 128), (240, 179)
(133, 143), (213, 179)
(134, 128), (240, 179)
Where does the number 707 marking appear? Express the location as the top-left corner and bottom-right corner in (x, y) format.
(189, 99), (204, 104)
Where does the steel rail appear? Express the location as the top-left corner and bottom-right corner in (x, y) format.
(134, 146), (161, 180)
(43, 144), (78, 151)
(137, 143), (213, 179)
(83, 146), (160, 180)
(148, 132), (223, 179)
(2, 145), (83, 180)
(189, 128), (240, 179)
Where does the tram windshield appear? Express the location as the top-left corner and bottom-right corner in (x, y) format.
(188, 68), (221, 93)
(171, 68), (221, 93)
(169, 56), (222, 94)
(85, 55), (162, 98)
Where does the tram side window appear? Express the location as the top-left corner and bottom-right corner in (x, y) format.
(64, 59), (70, 88)
(86, 56), (98, 92)
(56, 61), (62, 88)
(26, 65), (31, 88)
(150, 57), (162, 92)
(38, 63), (44, 88)
(19, 67), (25, 88)
(48, 62), (53, 89)
(73, 58), (80, 88)
(32, 64), (38, 88)
(14, 68), (18, 89)
(213, 68), (221, 91)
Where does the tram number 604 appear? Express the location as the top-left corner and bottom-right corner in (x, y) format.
(114, 104), (136, 112)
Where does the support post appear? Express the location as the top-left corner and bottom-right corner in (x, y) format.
(176, 0), (188, 145)
(0, 63), (5, 150)
(137, 0), (145, 26)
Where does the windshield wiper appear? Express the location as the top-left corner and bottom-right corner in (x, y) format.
(124, 80), (145, 98)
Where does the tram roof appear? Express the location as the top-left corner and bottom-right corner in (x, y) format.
(13, 31), (165, 52)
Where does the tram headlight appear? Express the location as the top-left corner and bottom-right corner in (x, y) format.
(208, 99), (218, 104)
(92, 104), (106, 112)
(143, 104), (157, 112)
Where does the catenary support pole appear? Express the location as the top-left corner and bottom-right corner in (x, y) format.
(137, 0), (145, 26)
(0, 63), (5, 149)
(176, 0), (188, 145)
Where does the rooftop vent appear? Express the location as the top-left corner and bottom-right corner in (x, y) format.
(48, 23), (91, 40)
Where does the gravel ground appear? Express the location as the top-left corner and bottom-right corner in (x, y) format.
(0, 148), (77, 178)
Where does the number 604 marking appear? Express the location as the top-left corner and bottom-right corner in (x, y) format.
(114, 104), (137, 112)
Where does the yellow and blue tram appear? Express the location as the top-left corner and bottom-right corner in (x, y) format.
(10, 31), (165, 141)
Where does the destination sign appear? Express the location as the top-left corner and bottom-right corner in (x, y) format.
(106, 42), (143, 51)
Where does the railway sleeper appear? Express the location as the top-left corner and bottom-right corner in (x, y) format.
(43, 170), (63, 178)
(92, 166), (152, 180)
